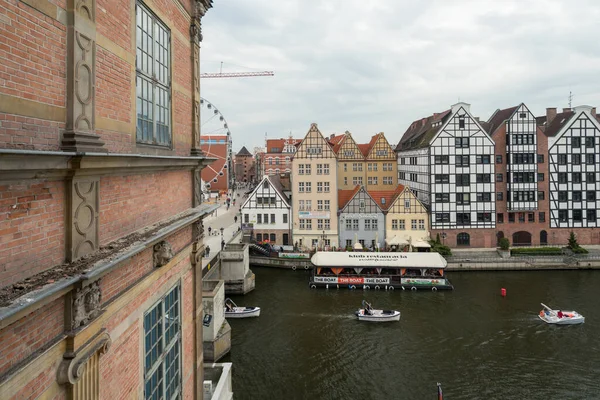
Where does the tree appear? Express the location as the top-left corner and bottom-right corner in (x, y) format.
(498, 237), (510, 251)
(435, 233), (441, 245)
(567, 231), (579, 250)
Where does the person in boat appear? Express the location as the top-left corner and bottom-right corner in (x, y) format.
(557, 310), (563, 318)
(225, 301), (233, 312)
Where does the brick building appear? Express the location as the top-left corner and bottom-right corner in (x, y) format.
(0, 0), (216, 399)
(234, 145), (254, 183)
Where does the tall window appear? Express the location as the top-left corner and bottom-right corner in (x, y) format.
(144, 284), (181, 399)
(137, 3), (171, 146)
(457, 232), (470, 246)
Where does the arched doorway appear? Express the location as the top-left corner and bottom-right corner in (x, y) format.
(496, 231), (504, 247)
(457, 232), (470, 246)
(512, 231), (532, 246)
(540, 230), (548, 245)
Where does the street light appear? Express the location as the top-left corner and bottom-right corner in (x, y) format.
(322, 230), (326, 251)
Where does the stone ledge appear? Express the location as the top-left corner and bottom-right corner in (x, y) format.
(0, 149), (216, 181)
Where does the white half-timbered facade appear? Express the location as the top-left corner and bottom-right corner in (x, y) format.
(547, 106), (600, 229)
(241, 175), (292, 245)
(396, 103), (496, 231)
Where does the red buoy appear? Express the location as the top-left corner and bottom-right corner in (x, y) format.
(501, 288), (507, 297)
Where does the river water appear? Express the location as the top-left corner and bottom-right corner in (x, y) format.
(222, 267), (600, 399)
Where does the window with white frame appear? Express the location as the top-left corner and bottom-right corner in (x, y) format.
(299, 220), (305, 229)
(392, 219), (398, 230)
(317, 182), (323, 193)
(305, 164), (311, 175)
(298, 164), (305, 175)
(324, 182), (330, 192)
(411, 219), (417, 230)
(257, 214), (262, 224)
(299, 200), (305, 211)
(323, 164), (330, 175)
(306, 200), (312, 210)
(306, 219), (312, 229)
(298, 182), (305, 192)
(383, 176), (393, 185)
(136, 2), (171, 146)
(324, 219), (330, 230)
(364, 219), (371, 230)
(324, 200), (330, 210)
(371, 219), (378, 230)
(418, 219), (425, 230)
(306, 182), (312, 192)
(353, 163), (358, 171)
(317, 219), (323, 230)
(144, 284), (181, 399)
(399, 220), (405, 230)
(316, 164), (323, 175)
(344, 177), (348, 185)
(352, 219), (359, 230)
(345, 219), (352, 230)
(317, 200), (323, 210)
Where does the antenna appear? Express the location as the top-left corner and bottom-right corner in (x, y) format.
(568, 91), (573, 108)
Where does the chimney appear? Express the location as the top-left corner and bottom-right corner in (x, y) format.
(591, 107), (596, 117)
(546, 107), (557, 124)
(330, 134), (335, 140)
(562, 107), (572, 113)
(474, 117), (480, 122)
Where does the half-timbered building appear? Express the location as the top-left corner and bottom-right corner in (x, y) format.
(488, 103), (550, 247)
(292, 124), (339, 250)
(396, 103), (496, 247)
(383, 186), (431, 251)
(363, 133), (398, 191)
(338, 186), (385, 250)
(330, 132), (364, 190)
(241, 175), (292, 245)
(543, 105), (600, 244)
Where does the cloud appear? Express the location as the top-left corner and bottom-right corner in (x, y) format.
(200, 0), (600, 152)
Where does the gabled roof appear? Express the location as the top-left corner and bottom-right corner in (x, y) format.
(487, 105), (519, 135)
(363, 133), (380, 156)
(367, 185), (405, 210)
(328, 133), (346, 154)
(357, 144), (370, 157)
(241, 175), (290, 209)
(337, 186), (361, 209)
(542, 111), (575, 137)
(395, 110), (451, 152)
(237, 146), (252, 156)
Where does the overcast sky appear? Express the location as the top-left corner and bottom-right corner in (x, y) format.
(199, 0), (600, 153)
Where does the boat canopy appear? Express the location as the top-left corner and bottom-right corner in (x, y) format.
(311, 251), (447, 269)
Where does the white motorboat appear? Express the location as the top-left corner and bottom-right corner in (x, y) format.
(224, 298), (260, 319)
(538, 303), (584, 325)
(355, 300), (400, 322)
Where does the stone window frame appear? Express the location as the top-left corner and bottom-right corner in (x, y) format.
(136, 2), (172, 147)
(144, 283), (181, 399)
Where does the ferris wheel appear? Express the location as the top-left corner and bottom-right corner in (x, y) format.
(200, 97), (231, 191)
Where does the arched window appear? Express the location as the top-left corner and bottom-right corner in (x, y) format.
(540, 230), (548, 245)
(457, 232), (470, 246)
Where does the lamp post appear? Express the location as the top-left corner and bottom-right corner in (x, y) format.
(322, 230), (326, 251)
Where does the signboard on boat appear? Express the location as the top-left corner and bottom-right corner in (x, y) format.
(279, 252), (310, 259)
(313, 276), (390, 284)
(401, 278), (445, 286)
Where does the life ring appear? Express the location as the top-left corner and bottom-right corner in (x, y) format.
(364, 285), (370, 290)
(411, 286), (417, 291)
(389, 286), (394, 291)
(292, 266), (297, 271)
(350, 285), (356, 290)
(304, 265), (309, 270)
(310, 284), (316, 289)
(432, 287), (438, 292)
(375, 285), (380, 290)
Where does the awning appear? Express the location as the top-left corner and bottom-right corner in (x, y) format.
(385, 236), (408, 246)
(413, 240), (431, 248)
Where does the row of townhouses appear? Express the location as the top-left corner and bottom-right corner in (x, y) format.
(242, 102), (600, 250)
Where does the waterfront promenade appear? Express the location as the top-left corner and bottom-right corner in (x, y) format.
(202, 192), (244, 270)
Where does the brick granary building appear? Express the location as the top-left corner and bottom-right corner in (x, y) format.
(0, 0), (217, 399)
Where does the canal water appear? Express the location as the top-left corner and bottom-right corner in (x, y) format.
(222, 268), (600, 399)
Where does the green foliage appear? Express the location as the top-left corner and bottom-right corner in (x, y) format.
(498, 237), (510, 251)
(435, 233), (441, 245)
(567, 231), (579, 249)
(346, 245), (353, 252)
(572, 247), (589, 254)
(510, 247), (562, 256)
(430, 244), (452, 257)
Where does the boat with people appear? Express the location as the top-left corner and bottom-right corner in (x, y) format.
(224, 298), (260, 318)
(355, 300), (400, 322)
(309, 251), (453, 291)
(538, 303), (584, 325)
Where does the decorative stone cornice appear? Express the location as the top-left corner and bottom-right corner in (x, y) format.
(0, 150), (215, 182)
(57, 330), (111, 385)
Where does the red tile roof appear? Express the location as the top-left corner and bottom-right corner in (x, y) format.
(357, 143), (370, 157)
(328, 134), (346, 154)
(367, 185), (405, 210)
(487, 105), (519, 135)
(338, 186), (361, 209)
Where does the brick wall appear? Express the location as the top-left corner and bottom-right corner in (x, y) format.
(99, 170), (192, 245)
(11, 362), (66, 400)
(0, 181), (65, 287)
(96, 0), (131, 53)
(173, 90), (192, 156)
(96, 46), (131, 124)
(0, 296), (64, 376)
(99, 322), (140, 400)
(0, 0), (66, 107)
(100, 225), (192, 303)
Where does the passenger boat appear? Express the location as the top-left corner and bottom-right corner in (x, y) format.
(309, 251), (453, 291)
(224, 298), (260, 318)
(355, 300), (400, 322)
(538, 303), (584, 325)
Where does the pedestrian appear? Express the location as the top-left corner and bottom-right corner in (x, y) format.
(205, 245), (210, 257)
(208, 227), (212, 236)
(234, 215), (238, 223)
(221, 239), (225, 250)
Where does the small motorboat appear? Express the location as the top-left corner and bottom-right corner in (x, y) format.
(224, 298), (260, 318)
(538, 303), (584, 325)
(355, 300), (400, 322)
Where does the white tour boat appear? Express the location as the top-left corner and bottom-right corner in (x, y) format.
(355, 300), (400, 322)
(224, 298), (260, 319)
(538, 303), (584, 325)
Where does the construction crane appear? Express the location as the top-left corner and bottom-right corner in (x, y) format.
(200, 61), (274, 79)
